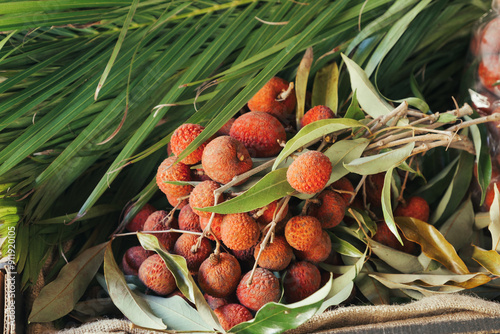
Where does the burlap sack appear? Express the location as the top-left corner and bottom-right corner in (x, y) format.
(42, 294), (500, 334)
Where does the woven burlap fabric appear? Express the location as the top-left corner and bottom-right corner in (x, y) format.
(40, 294), (500, 334)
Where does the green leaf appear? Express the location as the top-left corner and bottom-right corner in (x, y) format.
(324, 138), (370, 185)
(344, 90), (364, 120)
(396, 217), (469, 275)
(295, 47), (313, 129)
(370, 272), (490, 289)
(29, 242), (108, 323)
(103, 242), (166, 330)
(198, 168), (295, 215)
(340, 53), (392, 118)
(272, 118), (366, 170)
(438, 197), (475, 251)
(329, 233), (364, 258)
(0, 30), (16, 53)
(471, 245), (500, 275)
(137, 233), (222, 332)
(311, 62), (339, 115)
(429, 152), (474, 225)
(489, 184), (500, 252)
(369, 239), (423, 273)
(344, 142), (415, 175)
(467, 118), (492, 206)
(95, 0), (139, 100)
(437, 114), (458, 123)
(381, 167), (402, 245)
(355, 262), (391, 305)
(414, 155), (458, 204)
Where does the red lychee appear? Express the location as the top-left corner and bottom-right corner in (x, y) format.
(216, 118), (235, 137)
(373, 221), (418, 255)
(393, 196), (430, 222)
(143, 210), (180, 251)
(199, 214), (223, 241)
(366, 172), (385, 208)
(173, 233), (212, 273)
(247, 77), (296, 120)
(295, 230), (332, 264)
(287, 151), (332, 194)
(214, 303), (253, 331)
(221, 213), (260, 251)
(202, 136), (253, 185)
(198, 252), (241, 298)
(284, 215), (323, 251)
(125, 203), (156, 232)
(283, 261), (321, 303)
(170, 123), (211, 165)
(229, 111), (286, 158)
(178, 204), (202, 232)
(189, 180), (223, 218)
(250, 200), (289, 227)
(331, 176), (355, 205)
(253, 235), (293, 271)
(138, 254), (176, 296)
(156, 156), (193, 197)
(301, 105), (335, 128)
(307, 189), (346, 229)
(236, 268), (281, 311)
(166, 193), (188, 209)
(121, 246), (153, 276)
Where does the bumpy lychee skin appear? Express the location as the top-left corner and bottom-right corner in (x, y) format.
(301, 105), (335, 128)
(189, 180), (223, 218)
(331, 176), (355, 205)
(287, 151), (332, 194)
(170, 123), (210, 165)
(216, 118), (235, 137)
(125, 203), (156, 232)
(221, 213), (260, 251)
(204, 293), (232, 310)
(143, 210), (180, 251)
(122, 246), (153, 276)
(230, 111), (286, 158)
(307, 189), (346, 229)
(202, 136), (253, 185)
(283, 261), (321, 303)
(178, 204), (201, 232)
(247, 77), (296, 120)
(251, 200), (289, 227)
(166, 193), (188, 209)
(173, 233), (212, 273)
(253, 235), (293, 271)
(138, 254), (176, 296)
(295, 230), (331, 263)
(214, 303), (253, 331)
(199, 214), (223, 241)
(393, 196), (430, 222)
(236, 268), (281, 311)
(373, 221), (418, 255)
(198, 252), (241, 298)
(284, 215), (323, 251)
(156, 156), (194, 198)
(366, 173), (385, 208)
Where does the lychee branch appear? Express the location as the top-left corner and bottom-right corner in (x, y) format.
(114, 229), (203, 238)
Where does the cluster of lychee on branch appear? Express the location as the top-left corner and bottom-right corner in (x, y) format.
(112, 74), (500, 331)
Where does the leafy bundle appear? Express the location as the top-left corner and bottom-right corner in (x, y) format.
(0, 0), (498, 331)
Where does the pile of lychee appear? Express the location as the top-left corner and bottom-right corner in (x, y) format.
(120, 77), (431, 331)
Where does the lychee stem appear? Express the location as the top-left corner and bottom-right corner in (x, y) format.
(113, 229), (203, 237)
(276, 82), (294, 102)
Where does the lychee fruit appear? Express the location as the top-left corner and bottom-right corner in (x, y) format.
(198, 252), (241, 298)
(143, 210), (180, 251)
(229, 111), (286, 157)
(287, 151), (332, 194)
(307, 189), (346, 229)
(214, 303), (253, 331)
(393, 196), (430, 222)
(284, 215), (323, 251)
(170, 123), (212, 165)
(236, 268), (281, 311)
(138, 254), (176, 296)
(178, 204), (202, 232)
(202, 136), (253, 185)
(253, 235), (293, 271)
(221, 213), (260, 251)
(231, 245), (256, 272)
(121, 246), (153, 276)
(283, 261), (321, 303)
(173, 233), (212, 273)
(166, 193), (188, 209)
(331, 176), (355, 205)
(125, 203), (156, 232)
(189, 180), (223, 218)
(300, 105), (335, 128)
(295, 230), (332, 264)
(199, 214), (223, 241)
(204, 293), (232, 310)
(372, 221), (419, 255)
(250, 200), (289, 227)
(216, 118), (235, 137)
(366, 172), (386, 208)
(156, 156), (193, 197)
(247, 77), (296, 120)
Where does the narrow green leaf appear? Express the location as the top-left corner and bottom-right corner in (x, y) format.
(344, 142), (415, 175)
(325, 138), (370, 185)
(0, 30), (16, 53)
(95, 0), (139, 100)
(295, 47), (313, 129)
(381, 167), (402, 245)
(489, 184), (500, 252)
(329, 233), (363, 258)
(414, 155), (458, 204)
(369, 239), (423, 273)
(341, 53), (392, 118)
(272, 118), (365, 170)
(439, 198), (474, 251)
(472, 245), (500, 275)
(311, 62), (339, 115)
(103, 242), (166, 330)
(371, 272), (490, 289)
(198, 168), (295, 215)
(137, 233), (222, 332)
(344, 90), (364, 120)
(28, 242), (108, 322)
